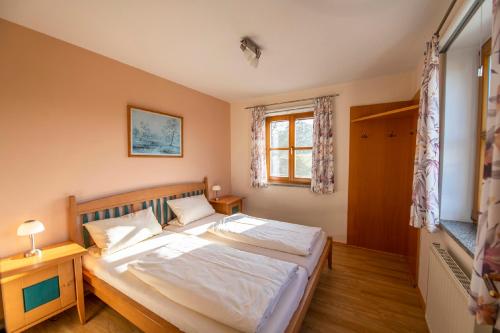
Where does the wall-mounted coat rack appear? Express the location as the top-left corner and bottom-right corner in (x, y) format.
(359, 131), (416, 140)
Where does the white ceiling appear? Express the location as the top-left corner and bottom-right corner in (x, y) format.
(0, 0), (450, 101)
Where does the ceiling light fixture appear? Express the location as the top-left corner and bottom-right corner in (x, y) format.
(240, 37), (261, 68)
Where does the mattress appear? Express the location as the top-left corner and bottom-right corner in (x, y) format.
(83, 231), (308, 333)
(165, 213), (327, 277)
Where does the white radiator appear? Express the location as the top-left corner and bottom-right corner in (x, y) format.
(426, 243), (491, 333)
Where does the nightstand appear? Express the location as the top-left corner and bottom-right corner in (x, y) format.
(0, 241), (87, 332)
(209, 195), (244, 215)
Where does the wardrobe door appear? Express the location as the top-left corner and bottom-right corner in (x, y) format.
(347, 118), (385, 252)
(348, 113), (417, 256)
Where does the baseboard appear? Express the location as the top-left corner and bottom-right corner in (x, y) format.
(417, 286), (426, 311)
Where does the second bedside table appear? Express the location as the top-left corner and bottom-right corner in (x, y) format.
(209, 195), (244, 215)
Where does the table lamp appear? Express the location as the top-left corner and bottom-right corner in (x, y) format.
(17, 220), (45, 257)
(212, 185), (221, 201)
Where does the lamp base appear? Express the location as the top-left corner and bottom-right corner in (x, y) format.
(24, 248), (42, 258)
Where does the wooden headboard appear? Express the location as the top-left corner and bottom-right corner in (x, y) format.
(68, 177), (208, 248)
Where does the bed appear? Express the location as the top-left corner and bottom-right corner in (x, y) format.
(84, 231), (308, 333)
(164, 213), (328, 277)
(68, 177), (333, 333)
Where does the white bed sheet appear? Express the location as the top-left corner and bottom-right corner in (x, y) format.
(165, 213), (327, 277)
(83, 231), (308, 333)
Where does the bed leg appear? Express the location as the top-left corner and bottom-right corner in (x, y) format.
(327, 240), (333, 270)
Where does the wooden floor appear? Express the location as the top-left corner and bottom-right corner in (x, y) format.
(301, 244), (428, 333)
(24, 243), (428, 333)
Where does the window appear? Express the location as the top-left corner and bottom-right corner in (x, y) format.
(441, 0), (491, 223)
(266, 112), (313, 184)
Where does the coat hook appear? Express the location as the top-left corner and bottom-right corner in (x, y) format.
(361, 133), (368, 139)
(388, 131), (396, 138)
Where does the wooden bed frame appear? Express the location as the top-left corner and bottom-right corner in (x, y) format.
(68, 177), (333, 333)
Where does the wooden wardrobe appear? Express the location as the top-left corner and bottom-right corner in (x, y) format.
(347, 96), (420, 282)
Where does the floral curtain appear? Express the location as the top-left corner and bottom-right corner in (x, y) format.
(469, 1), (500, 326)
(311, 96), (335, 194)
(409, 35), (440, 232)
(250, 106), (268, 188)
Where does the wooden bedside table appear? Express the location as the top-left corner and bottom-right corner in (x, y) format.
(209, 195), (244, 215)
(0, 241), (87, 332)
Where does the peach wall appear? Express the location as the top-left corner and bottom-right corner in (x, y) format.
(230, 71), (417, 242)
(0, 19), (230, 257)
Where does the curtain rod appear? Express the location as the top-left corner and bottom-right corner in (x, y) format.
(265, 105), (314, 115)
(440, 0), (484, 53)
(435, 0), (458, 36)
(244, 93), (339, 110)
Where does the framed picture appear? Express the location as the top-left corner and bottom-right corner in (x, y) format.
(128, 105), (183, 157)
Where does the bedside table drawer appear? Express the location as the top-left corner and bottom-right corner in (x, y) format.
(229, 202), (241, 215)
(23, 275), (60, 312)
(2, 261), (76, 332)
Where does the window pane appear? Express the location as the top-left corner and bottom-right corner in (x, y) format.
(295, 118), (313, 147)
(270, 121), (289, 148)
(270, 150), (289, 177)
(295, 150), (312, 178)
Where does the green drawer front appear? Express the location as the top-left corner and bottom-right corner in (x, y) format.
(23, 276), (60, 312)
(231, 205), (240, 214)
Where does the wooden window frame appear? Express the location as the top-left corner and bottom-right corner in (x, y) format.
(472, 38), (492, 222)
(266, 112), (313, 185)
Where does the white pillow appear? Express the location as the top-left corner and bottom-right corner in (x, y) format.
(167, 194), (215, 225)
(83, 207), (162, 256)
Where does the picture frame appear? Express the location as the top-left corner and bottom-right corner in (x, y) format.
(127, 105), (183, 157)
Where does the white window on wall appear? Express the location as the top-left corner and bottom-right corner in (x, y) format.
(266, 112), (313, 185)
(441, 0), (492, 222)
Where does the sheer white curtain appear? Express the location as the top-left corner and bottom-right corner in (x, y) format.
(469, 1), (500, 326)
(409, 35), (440, 232)
(311, 96), (335, 194)
(250, 106), (268, 188)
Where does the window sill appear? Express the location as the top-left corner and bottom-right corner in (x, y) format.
(439, 220), (477, 258)
(268, 182), (310, 188)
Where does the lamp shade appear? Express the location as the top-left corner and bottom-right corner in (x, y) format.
(212, 185), (221, 191)
(17, 220), (45, 236)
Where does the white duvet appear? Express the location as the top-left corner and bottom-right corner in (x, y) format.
(209, 214), (321, 256)
(128, 234), (298, 333)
